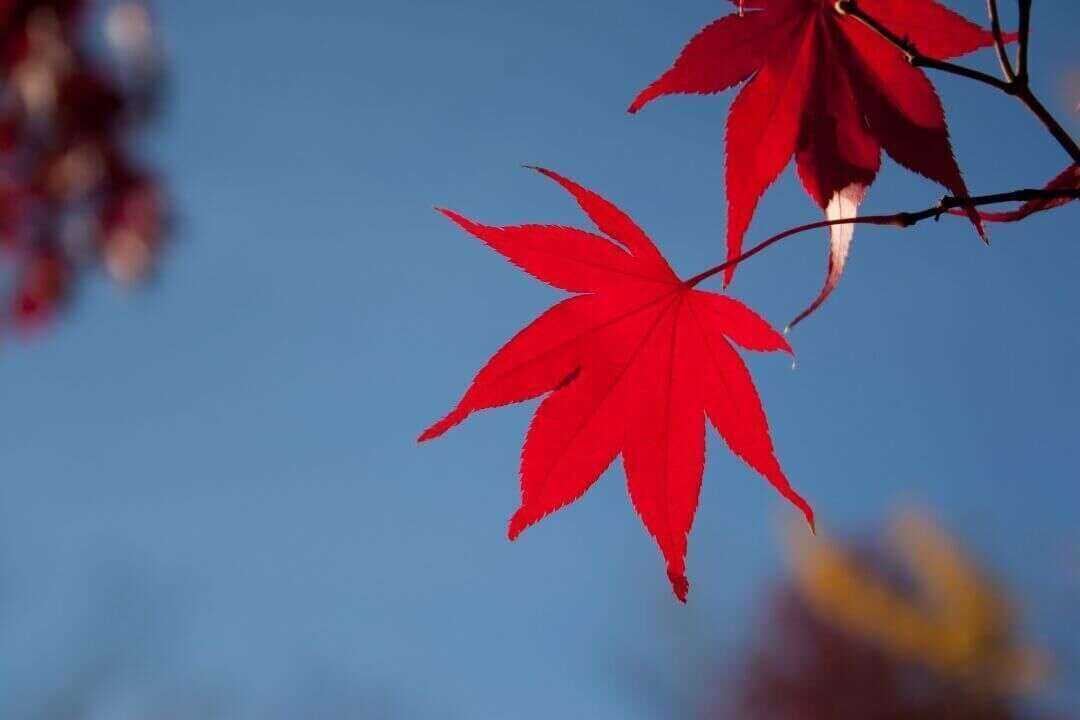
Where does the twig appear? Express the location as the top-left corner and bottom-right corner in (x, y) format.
(686, 187), (1080, 288)
(986, 0), (1016, 81)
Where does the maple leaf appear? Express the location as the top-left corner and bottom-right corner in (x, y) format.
(629, 0), (1001, 327)
(420, 167), (813, 601)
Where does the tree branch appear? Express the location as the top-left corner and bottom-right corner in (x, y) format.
(686, 187), (1080, 288)
(1014, 85), (1080, 164)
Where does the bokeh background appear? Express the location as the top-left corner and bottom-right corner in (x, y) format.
(1, 0), (1077, 716)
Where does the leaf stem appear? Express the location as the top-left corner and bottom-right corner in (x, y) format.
(685, 187), (1080, 288)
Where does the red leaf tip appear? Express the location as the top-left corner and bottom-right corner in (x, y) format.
(507, 507), (532, 542)
(418, 407), (468, 443)
(524, 164), (556, 180)
(668, 569), (689, 603)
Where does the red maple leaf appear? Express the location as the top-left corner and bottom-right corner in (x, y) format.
(629, 0), (1000, 326)
(420, 168), (813, 601)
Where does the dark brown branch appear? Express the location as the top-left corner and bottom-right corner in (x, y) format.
(1017, 0), (1031, 80)
(1014, 85), (1080, 163)
(834, 0), (1011, 91)
(986, 0), (1016, 81)
(686, 187), (1080, 288)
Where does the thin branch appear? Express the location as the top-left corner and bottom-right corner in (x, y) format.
(986, 0), (1016, 81)
(686, 187), (1080, 288)
(834, 0), (1011, 92)
(1017, 0), (1031, 81)
(1015, 85), (1080, 163)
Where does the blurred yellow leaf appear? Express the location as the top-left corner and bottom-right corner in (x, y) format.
(787, 511), (1048, 695)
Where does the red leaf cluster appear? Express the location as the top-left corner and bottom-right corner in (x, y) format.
(630, 0), (1001, 325)
(0, 0), (165, 334)
(423, 1), (1068, 600)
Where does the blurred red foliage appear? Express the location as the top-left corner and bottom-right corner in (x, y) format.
(0, 0), (165, 334)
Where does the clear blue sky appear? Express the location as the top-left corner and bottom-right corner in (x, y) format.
(1, 0), (1077, 716)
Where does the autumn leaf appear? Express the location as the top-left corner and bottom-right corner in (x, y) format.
(629, 0), (1001, 327)
(420, 167), (813, 601)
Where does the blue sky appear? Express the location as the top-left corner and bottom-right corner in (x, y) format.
(1, 0), (1078, 716)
